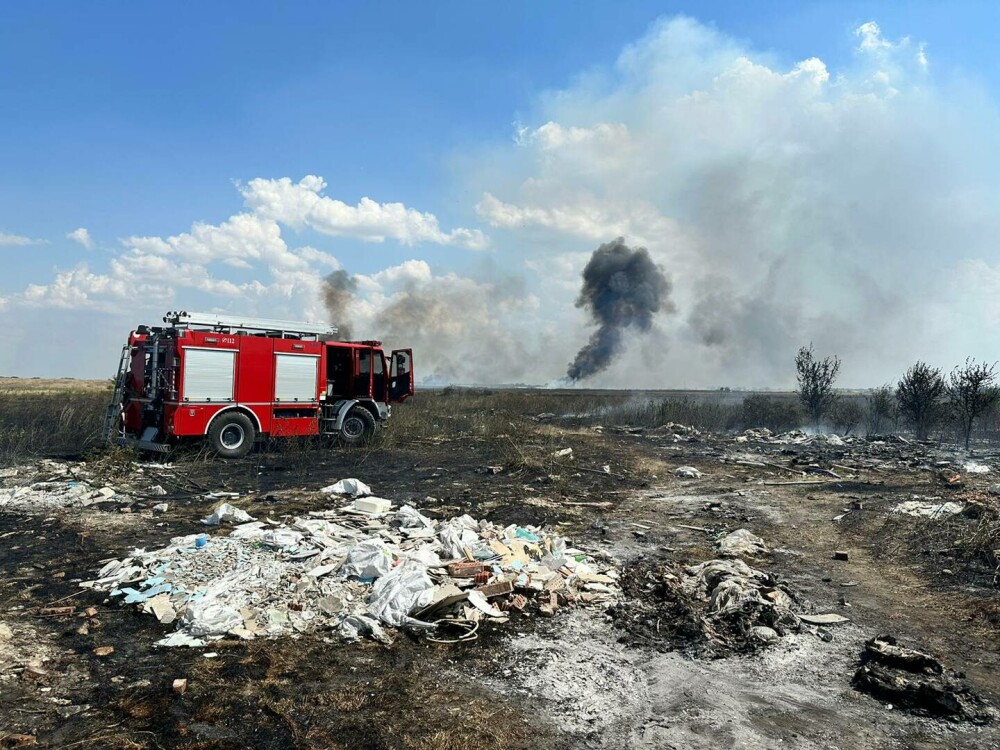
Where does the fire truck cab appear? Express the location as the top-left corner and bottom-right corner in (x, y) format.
(102, 311), (414, 458)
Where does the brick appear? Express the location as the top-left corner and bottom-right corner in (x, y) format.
(504, 594), (528, 611)
(475, 580), (514, 598)
(543, 576), (566, 592)
(447, 561), (487, 577)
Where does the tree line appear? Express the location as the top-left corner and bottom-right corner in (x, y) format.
(795, 345), (999, 449)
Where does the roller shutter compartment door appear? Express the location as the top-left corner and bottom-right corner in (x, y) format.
(274, 354), (319, 402)
(183, 349), (236, 402)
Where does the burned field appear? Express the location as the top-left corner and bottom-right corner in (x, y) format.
(4, 387), (1000, 748)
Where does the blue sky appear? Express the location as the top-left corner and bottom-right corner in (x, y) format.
(4, 2), (1000, 385)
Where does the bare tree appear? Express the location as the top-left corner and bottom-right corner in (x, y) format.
(795, 344), (841, 428)
(897, 362), (945, 440)
(830, 398), (863, 436)
(947, 358), (999, 451)
(863, 384), (896, 437)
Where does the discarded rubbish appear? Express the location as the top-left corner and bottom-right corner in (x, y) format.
(426, 618), (478, 644)
(853, 635), (994, 723)
(341, 539), (394, 579)
(716, 529), (769, 557)
(675, 466), (702, 479)
(201, 503), (255, 526)
(799, 613), (850, 625)
(552, 448), (573, 458)
(0, 460), (128, 513)
(614, 552), (804, 655)
(82, 483), (620, 647)
(321, 478), (372, 497)
(354, 497), (392, 514)
(892, 500), (964, 518)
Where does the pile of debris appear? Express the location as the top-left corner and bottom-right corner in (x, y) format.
(0, 460), (124, 512)
(81, 480), (620, 647)
(614, 554), (804, 655)
(853, 635), (994, 723)
(735, 428), (849, 447)
(892, 498), (966, 519)
(614, 527), (855, 655)
(654, 422), (702, 441)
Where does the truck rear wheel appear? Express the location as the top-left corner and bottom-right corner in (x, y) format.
(208, 412), (256, 458)
(339, 406), (376, 446)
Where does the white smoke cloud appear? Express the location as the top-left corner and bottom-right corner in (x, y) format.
(470, 16), (1000, 387)
(348, 262), (543, 384)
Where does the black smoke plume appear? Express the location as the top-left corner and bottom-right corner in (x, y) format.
(321, 269), (357, 340)
(567, 238), (673, 380)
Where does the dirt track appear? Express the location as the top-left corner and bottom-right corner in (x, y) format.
(2, 400), (1000, 749)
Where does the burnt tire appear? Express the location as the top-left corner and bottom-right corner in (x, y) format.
(207, 412), (256, 459)
(339, 406), (376, 446)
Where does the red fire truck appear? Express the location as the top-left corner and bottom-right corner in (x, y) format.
(101, 311), (413, 457)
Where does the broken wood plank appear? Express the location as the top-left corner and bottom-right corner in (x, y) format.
(676, 523), (710, 533)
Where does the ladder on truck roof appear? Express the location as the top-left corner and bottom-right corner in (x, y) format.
(163, 311), (337, 339)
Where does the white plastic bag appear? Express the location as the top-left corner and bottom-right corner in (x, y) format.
(366, 561), (436, 627)
(320, 478), (372, 497)
(438, 520), (480, 559)
(402, 547), (443, 567)
(340, 539), (394, 579)
(395, 504), (433, 529)
(180, 599), (244, 636)
(261, 529), (303, 550)
(201, 503), (255, 526)
(338, 613), (391, 643)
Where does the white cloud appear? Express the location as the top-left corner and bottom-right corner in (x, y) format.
(241, 176), (488, 250)
(0, 232), (44, 247)
(1, 177), (486, 317)
(66, 227), (95, 250)
(855, 21), (892, 52)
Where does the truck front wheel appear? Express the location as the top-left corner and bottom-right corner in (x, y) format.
(208, 412), (256, 458)
(339, 406), (376, 446)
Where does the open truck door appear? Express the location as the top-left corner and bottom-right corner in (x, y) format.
(388, 349), (414, 402)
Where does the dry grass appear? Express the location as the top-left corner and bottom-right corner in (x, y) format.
(0, 377), (109, 393)
(0, 387), (110, 465)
